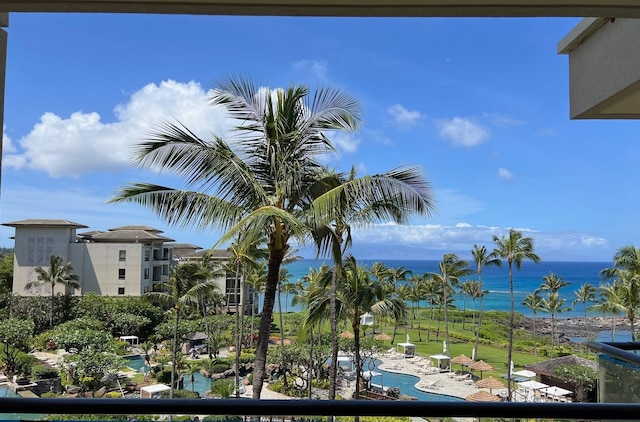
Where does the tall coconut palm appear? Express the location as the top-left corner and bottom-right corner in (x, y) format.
(591, 285), (623, 341)
(307, 256), (405, 400)
(540, 291), (570, 357)
(428, 254), (472, 348)
(471, 244), (501, 360)
(420, 274), (441, 342)
(308, 166), (433, 398)
(573, 283), (597, 340)
(386, 266), (412, 343)
(521, 291), (544, 356)
(492, 229), (540, 400)
(111, 77), (362, 398)
(538, 272), (571, 294)
(25, 255), (79, 328)
(599, 272), (640, 341)
(144, 262), (216, 397)
(601, 245), (640, 279)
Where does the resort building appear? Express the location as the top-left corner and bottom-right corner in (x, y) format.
(2, 219), (253, 314)
(3, 219), (175, 297)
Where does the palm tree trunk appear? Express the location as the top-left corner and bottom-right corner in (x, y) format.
(473, 273), (483, 360)
(629, 313), (636, 342)
(50, 283), (55, 328)
(170, 307), (180, 398)
(277, 281), (284, 347)
(532, 312), (537, 356)
(444, 279), (450, 347)
(234, 261), (242, 399)
(353, 315), (362, 401)
(328, 268), (339, 400)
(252, 252), (284, 399)
(507, 261), (514, 401)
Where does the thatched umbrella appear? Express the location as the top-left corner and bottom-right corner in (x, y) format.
(465, 390), (501, 402)
(475, 376), (505, 393)
(451, 354), (475, 371)
(469, 360), (494, 378)
(374, 332), (392, 341)
(339, 331), (355, 339)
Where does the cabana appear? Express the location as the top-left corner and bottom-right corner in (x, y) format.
(118, 335), (139, 347)
(140, 383), (170, 398)
(396, 342), (416, 357)
(430, 354), (451, 372)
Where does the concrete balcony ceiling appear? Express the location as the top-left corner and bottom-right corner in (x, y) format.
(1, 0), (640, 18)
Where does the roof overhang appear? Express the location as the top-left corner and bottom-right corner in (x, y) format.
(559, 17), (640, 119)
(2, 1), (640, 17)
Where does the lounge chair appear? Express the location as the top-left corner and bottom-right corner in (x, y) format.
(454, 373), (472, 381)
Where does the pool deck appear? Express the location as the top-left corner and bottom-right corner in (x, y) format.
(375, 351), (507, 400)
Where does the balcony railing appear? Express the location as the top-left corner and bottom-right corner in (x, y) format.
(3, 397), (640, 420)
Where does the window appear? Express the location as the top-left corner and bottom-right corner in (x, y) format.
(118, 268), (126, 279)
(144, 268), (149, 279)
(144, 250), (150, 261)
(118, 287), (125, 295)
(143, 286), (149, 293)
(119, 250), (126, 261)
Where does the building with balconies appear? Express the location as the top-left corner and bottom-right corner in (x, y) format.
(2, 219), (175, 297)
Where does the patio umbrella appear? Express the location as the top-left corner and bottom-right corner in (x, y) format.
(339, 331), (355, 339)
(451, 354), (474, 371)
(513, 369), (536, 378)
(469, 360), (494, 378)
(375, 332), (392, 341)
(475, 376), (505, 393)
(518, 380), (549, 390)
(465, 390), (501, 402)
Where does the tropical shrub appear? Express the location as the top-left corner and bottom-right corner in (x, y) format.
(31, 364), (59, 379)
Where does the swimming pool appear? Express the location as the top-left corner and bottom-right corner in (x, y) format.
(125, 356), (462, 401)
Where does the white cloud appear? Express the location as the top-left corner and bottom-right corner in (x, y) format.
(483, 112), (525, 128)
(498, 168), (513, 181)
(5, 80), (225, 178)
(388, 104), (422, 128)
(292, 59), (329, 81)
(329, 132), (361, 154)
(437, 117), (490, 147)
(347, 222), (611, 261)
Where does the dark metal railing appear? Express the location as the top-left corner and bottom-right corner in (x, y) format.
(3, 398), (640, 420)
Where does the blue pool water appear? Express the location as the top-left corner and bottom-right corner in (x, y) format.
(125, 356), (461, 401)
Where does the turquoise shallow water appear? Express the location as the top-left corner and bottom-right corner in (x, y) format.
(126, 356), (462, 401)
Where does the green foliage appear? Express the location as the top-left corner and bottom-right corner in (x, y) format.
(0, 317), (35, 372)
(52, 328), (114, 352)
(156, 368), (173, 384)
(31, 364), (59, 380)
(211, 362), (231, 374)
(104, 391), (123, 398)
(210, 378), (235, 398)
(61, 348), (127, 395)
(0, 253), (14, 295)
(337, 418), (410, 422)
(554, 364), (598, 391)
(12, 351), (38, 376)
(110, 312), (151, 337)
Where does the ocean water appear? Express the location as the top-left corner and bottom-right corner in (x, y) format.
(273, 259), (611, 318)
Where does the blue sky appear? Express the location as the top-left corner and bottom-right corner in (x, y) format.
(1, 13), (638, 262)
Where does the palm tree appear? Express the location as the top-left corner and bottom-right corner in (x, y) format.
(428, 254), (472, 348)
(471, 244), (501, 360)
(521, 291), (544, 356)
(599, 272), (640, 341)
(144, 262), (216, 397)
(540, 291), (570, 357)
(420, 275), (441, 342)
(386, 266), (412, 343)
(539, 272), (571, 294)
(111, 77), (362, 399)
(492, 229), (540, 400)
(25, 255), (79, 328)
(573, 283), (597, 339)
(186, 363), (200, 393)
(601, 245), (640, 279)
(244, 263), (266, 348)
(308, 166), (433, 399)
(591, 285), (623, 341)
(307, 256), (405, 400)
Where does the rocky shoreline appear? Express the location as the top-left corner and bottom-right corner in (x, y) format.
(520, 316), (630, 342)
